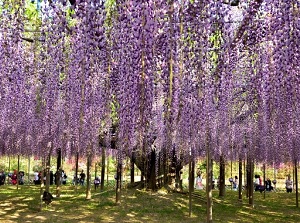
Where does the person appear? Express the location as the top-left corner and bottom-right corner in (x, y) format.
(18, 171), (25, 185)
(94, 176), (100, 190)
(195, 169), (203, 190)
(265, 178), (273, 191)
(259, 176), (262, 186)
(34, 171), (40, 185)
(50, 171), (54, 185)
(0, 170), (6, 185)
(62, 170), (67, 185)
(73, 174), (78, 185)
(79, 170), (85, 186)
(233, 176), (238, 190)
(11, 170), (18, 185)
(254, 175), (261, 191)
(285, 175), (293, 193)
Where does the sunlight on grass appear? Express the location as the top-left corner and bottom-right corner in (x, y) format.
(0, 185), (299, 222)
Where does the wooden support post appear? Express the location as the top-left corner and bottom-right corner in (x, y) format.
(45, 154), (51, 193)
(28, 156), (30, 184)
(206, 131), (213, 223)
(219, 155), (225, 197)
(263, 164), (266, 199)
(249, 159), (254, 207)
(295, 159), (298, 208)
(238, 158), (242, 201)
(86, 153), (92, 200)
(130, 152), (135, 184)
(17, 155), (20, 190)
(116, 159), (122, 204)
(75, 152), (79, 192)
(56, 148), (62, 197)
(101, 147), (106, 190)
(188, 150), (192, 217)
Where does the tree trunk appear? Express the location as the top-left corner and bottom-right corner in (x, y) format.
(8, 156), (11, 184)
(17, 155), (20, 190)
(244, 160), (246, 191)
(219, 155), (225, 197)
(56, 148), (62, 197)
(206, 131), (213, 223)
(188, 151), (192, 217)
(116, 160), (122, 204)
(295, 159), (298, 208)
(238, 158), (243, 201)
(101, 147), (105, 191)
(40, 158), (45, 211)
(86, 154), (92, 200)
(249, 158), (254, 207)
(191, 159), (195, 192)
(130, 152), (135, 184)
(246, 159), (250, 198)
(230, 160), (233, 190)
(75, 152), (79, 192)
(45, 154), (50, 193)
(106, 155), (109, 187)
(28, 156), (30, 184)
(149, 149), (156, 190)
(157, 151), (162, 188)
(263, 164), (266, 199)
(163, 148), (168, 186)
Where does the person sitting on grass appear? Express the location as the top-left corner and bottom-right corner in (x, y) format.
(11, 170), (18, 185)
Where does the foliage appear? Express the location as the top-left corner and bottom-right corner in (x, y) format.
(0, 0), (299, 192)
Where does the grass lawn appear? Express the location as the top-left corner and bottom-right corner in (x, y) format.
(0, 184), (299, 223)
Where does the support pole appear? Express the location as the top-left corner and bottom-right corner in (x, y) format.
(17, 155), (20, 190)
(86, 153), (92, 200)
(45, 154), (50, 193)
(130, 152), (135, 184)
(206, 131), (213, 223)
(188, 149), (192, 217)
(238, 158), (242, 201)
(263, 164), (266, 199)
(56, 148), (62, 197)
(219, 155), (225, 197)
(116, 158), (122, 204)
(295, 159), (298, 208)
(75, 152), (79, 192)
(101, 147), (106, 190)
(28, 156), (30, 184)
(249, 159), (254, 207)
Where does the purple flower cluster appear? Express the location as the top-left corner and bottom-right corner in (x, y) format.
(0, 0), (299, 166)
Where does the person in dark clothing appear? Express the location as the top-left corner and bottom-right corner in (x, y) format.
(0, 170), (6, 185)
(50, 171), (54, 185)
(265, 178), (273, 191)
(79, 170), (85, 186)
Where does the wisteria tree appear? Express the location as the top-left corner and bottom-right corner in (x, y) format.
(1, 0), (300, 221)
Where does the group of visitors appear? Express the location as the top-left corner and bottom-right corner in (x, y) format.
(73, 170), (86, 186)
(193, 169), (294, 194)
(33, 170), (68, 185)
(0, 170), (25, 185)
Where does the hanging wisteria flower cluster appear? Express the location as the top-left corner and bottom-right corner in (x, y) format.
(0, 0), (299, 166)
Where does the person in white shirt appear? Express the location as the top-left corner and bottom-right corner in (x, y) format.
(285, 175), (293, 193)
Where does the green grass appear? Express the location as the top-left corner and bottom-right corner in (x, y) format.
(0, 185), (299, 222)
